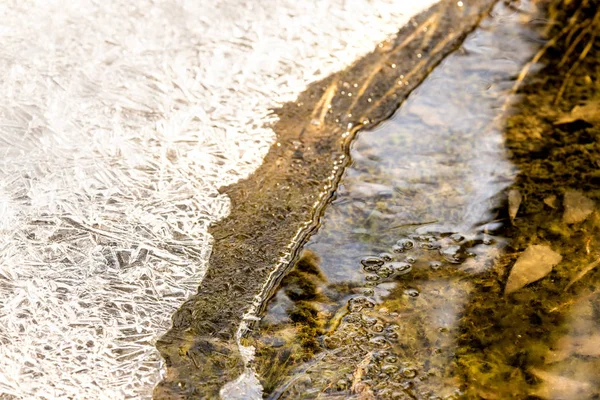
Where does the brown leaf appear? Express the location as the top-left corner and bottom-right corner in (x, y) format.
(545, 334), (600, 364)
(563, 191), (595, 224)
(573, 334), (600, 357)
(554, 100), (600, 125)
(543, 194), (557, 209)
(508, 189), (522, 223)
(505, 245), (562, 295)
(545, 336), (572, 364)
(530, 368), (592, 399)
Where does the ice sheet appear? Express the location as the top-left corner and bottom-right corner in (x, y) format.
(0, 0), (436, 398)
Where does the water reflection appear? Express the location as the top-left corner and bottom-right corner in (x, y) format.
(250, 1), (600, 398)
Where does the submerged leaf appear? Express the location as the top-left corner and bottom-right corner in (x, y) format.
(574, 334), (600, 357)
(563, 191), (595, 224)
(508, 189), (522, 223)
(554, 100), (600, 125)
(505, 245), (562, 295)
(545, 334), (600, 364)
(530, 368), (592, 399)
(543, 194), (557, 209)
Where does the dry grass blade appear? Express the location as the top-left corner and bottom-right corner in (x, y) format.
(554, 9), (600, 104)
(565, 257), (600, 290)
(508, 4), (583, 100)
(558, 24), (591, 68)
(554, 34), (597, 104)
(351, 352), (374, 395)
(550, 287), (600, 313)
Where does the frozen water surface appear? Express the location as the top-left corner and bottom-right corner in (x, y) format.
(0, 0), (437, 398)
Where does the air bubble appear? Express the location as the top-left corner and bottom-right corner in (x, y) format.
(348, 296), (376, 312)
(439, 245), (466, 264)
(361, 257), (384, 271)
(361, 288), (375, 296)
(369, 336), (389, 348)
(402, 368), (418, 378)
(323, 336), (342, 349)
(382, 364), (399, 374)
(396, 238), (414, 249)
(384, 355), (398, 364)
(345, 313), (362, 324)
(406, 256), (416, 263)
(390, 262), (412, 275)
(430, 261), (442, 270)
(379, 252), (393, 261)
(420, 242), (441, 250)
(450, 233), (464, 243)
(387, 331), (399, 340)
(405, 288), (419, 297)
(392, 244), (405, 253)
(363, 264), (381, 273)
(377, 265), (394, 278)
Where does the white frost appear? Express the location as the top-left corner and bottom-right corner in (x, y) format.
(0, 0), (436, 398)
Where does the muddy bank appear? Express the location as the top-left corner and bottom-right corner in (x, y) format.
(153, 0), (498, 398)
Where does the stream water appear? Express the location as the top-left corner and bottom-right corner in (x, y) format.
(249, 1), (600, 398)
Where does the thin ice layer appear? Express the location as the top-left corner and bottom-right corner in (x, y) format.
(0, 0), (436, 398)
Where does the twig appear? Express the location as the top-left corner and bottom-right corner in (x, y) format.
(558, 24), (591, 68)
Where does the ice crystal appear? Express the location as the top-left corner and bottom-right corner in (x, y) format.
(0, 0), (435, 398)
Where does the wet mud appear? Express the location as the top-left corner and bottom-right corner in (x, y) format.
(153, 0), (499, 398)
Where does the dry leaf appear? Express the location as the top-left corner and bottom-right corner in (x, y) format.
(505, 245), (562, 295)
(543, 194), (557, 209)
(545, 336), (572, 364)
(545, 334), (600, 364)
(508, 189), (522, 223)
(530, 368), (592, 399)
(574, 334), (600, 357)
(554, 100), (600, 125)
(563, 191), (595, 224)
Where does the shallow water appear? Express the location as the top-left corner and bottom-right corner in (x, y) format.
(250, 1), (600, 398)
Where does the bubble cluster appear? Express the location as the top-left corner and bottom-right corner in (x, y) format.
(358, 232), (487, 289)
(289, 232), (490, 398)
